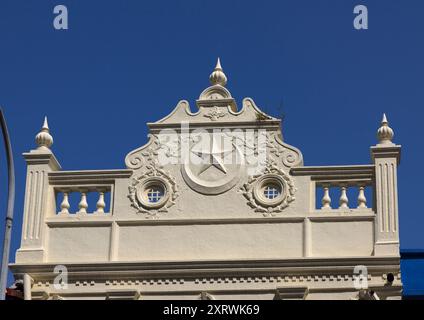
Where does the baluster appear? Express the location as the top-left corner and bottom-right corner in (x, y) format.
(321, 186), (331, 209)
(59, 191), (70, 215)
(95, 191), (106, 214)
(357, 186), (367, 208)
(77, 191), (88, 214)
(339, 186), (349, 209)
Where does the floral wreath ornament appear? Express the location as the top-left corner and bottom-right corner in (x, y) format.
(128, 160), (179, 218)
(240, 159), (296, 217)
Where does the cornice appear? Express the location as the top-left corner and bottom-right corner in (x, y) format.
(23, 150), (61, 170)
(370, 145), (401, 164)
(291, 165), (375, 182)
(10, 256), (401, 281)
(147, 120), (282, 131)
(48, 169), (132, 185)
(44, 212), (375, 227)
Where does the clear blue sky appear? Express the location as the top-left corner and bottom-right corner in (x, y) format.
(0, 0), (423, 282)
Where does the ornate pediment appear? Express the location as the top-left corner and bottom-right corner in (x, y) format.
(147, 59), (279, 127)
(124, 59), (303, 217)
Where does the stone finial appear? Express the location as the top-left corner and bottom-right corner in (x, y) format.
(209, 58), (227, 86)
(35, 116), (53, 150)
(377, 113), (394, 145)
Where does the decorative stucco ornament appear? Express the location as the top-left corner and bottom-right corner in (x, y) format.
(240, 159), (296, 216)
(204, 106), (227, 121)
(265, 131), (303, 168)
(128, 140), (179, 218)
(181, 134), (244, 195)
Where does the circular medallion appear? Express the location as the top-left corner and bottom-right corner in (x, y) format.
(181, 139), (244, 195)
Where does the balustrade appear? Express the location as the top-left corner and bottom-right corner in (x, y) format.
(318, 183), (370, 210)
(48, 169), (132, 217)
(57, 188), (111, 215)
(291, 165), (374, 212)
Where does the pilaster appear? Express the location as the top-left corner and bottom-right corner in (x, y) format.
(16, 118), (61, 263)
(370, 114), (401, 257)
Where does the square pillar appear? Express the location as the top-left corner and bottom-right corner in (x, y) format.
(371, 116), (401, 257)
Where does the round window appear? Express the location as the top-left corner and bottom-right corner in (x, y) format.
(263, 184), (281, 200)
(253, 174), (287, 207)
(136, 177), (170, 209)
(146, 186), (165, 203)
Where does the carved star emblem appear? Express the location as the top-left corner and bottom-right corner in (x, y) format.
(191, 138), (233, 175)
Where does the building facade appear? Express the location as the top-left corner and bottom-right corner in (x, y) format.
(10, 60), (402, 300)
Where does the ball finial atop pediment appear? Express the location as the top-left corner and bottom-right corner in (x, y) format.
(209, 57), (227, 86)
(198, 58), (233, 102)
